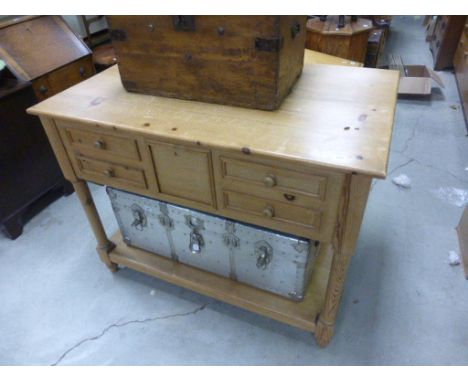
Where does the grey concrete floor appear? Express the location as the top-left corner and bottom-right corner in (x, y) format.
(1, 16), (467, 365)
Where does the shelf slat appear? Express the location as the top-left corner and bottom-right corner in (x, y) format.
(109, 231), (332, 332)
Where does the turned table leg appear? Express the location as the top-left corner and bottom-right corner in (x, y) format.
(315, 175), (372, 347)
(72, 180), (118, 272)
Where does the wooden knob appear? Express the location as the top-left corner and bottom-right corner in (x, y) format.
(263, 174), (276, 187)
(262, 206), (274, 218)
(94, 140), (105, 149)
(104, 168), (114, 177)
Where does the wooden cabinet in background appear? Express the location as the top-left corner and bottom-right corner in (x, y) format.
(306, 16), (373, 63)
(0, 15), (97, 239)
(453, 17), (468, 128)
(428, 16), (466, 70)
(0, 15), (95, 100)
(0, 74), (71, 239)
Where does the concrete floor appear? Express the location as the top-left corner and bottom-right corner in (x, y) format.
(1, 16), (467, 365)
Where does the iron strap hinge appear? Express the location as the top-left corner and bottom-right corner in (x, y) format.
(110, 29), (127, 41)
(255, 37), (284, 52)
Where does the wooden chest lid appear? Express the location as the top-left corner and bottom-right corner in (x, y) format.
(0, 16), (91, 81)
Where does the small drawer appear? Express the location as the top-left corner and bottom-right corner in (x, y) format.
(222, 191), (322, 232)
(63, 126), (141, 162)
(75, 156), (147, 190)
(46, 57), (95, 95)
(219, 157), (327, 201)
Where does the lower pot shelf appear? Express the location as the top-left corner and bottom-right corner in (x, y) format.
(109, 231), (333, 332)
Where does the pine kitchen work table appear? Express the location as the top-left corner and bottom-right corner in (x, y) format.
(28, 59), (399, 347)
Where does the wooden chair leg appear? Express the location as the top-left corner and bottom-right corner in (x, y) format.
(72, 180), (118, 272)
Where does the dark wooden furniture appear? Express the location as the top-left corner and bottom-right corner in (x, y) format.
(0, 15), (95, 101)
(427, 16), (466, 70)
(453, 17), (468, 128)
(0, 15), (97, 239)
(306, 16), (373, 64)
(107, 16), (306, 110)
(0, 69), (71, 239)
(80, 16), (117, 70)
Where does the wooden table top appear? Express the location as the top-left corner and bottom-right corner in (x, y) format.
(28, 55), (399, 179)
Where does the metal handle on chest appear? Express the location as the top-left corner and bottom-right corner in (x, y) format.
(189, 231), (204, 255)
(255, 241), (273, 270)
(130, 204), (147, 231)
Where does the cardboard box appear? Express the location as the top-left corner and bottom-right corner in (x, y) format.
(380, 54), (445, 96)
(397, 65), (445, 96)
(456, 206), (468, 279)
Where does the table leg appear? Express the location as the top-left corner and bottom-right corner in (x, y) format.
(72, 180), (118, 272)
(315, 174), (372, 347)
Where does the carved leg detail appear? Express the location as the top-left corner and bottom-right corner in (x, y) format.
(315, 319), (335, 347)
(72, 180), (118, 272)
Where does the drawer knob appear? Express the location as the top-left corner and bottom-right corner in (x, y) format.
(262, 206), (274, 218)
(263, 174), (276, 187)
(94, 140), (106, 149)
(79, 66), (86, 76)
(104, 168), (114, 177)
(39, 85), (48, 94)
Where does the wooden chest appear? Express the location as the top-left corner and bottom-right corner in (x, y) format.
(0, 15), (95, 101)
(107, 16), (306, 110)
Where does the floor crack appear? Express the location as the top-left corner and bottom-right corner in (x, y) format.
(50, 303), (208, 366)
(392, 123), (418, 155)
(388, 158), (415, 175)
(388, 155), (467, 184)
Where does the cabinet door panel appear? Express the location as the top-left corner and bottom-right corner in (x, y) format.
(149, 142), (216, 206)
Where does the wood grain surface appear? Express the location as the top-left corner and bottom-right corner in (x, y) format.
(28, 59), (399, 179)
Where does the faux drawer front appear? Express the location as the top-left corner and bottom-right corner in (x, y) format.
(220, 156), (327, 203)
(75, 156), (147, 190)
(107, 187), (318, 301)
(223, 191), (322, 231)
(149, 141), (216, 207)
(62, 126), (141, 163)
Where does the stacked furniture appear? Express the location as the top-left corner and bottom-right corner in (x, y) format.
(453, 16), (468, 128)
(0, 15), (95, 239)
(28, 16), (399, 345)
(426, 16), (466, 70)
